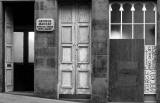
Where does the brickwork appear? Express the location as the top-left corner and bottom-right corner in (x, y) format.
(91, 0), (109, 103)
(34, 0), (58, 98)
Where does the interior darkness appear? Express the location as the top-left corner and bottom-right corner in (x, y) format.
(5, 2), (34, 91)
(5, 2), (34, 31)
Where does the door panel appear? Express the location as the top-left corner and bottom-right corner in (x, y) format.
(61, 26), (73, 43)
(78, 71), (89, 88)
(61, 5), (73, 23)
(78, 5), (90, 23)
(59, 2), (91, 95)
(5, 7), (14, 92)
(62, 47), (72, 63)
(78, 47), (89, 62)
(109, 39), (144, 102)
(78, 25), (90, 43)
(76, 68), (91, 94)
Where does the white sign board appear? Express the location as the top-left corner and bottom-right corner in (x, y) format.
(36, 18), (54, 31)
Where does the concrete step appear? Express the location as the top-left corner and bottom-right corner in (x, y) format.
(144, 101), (156, 103)
(61, 99), (89, 103)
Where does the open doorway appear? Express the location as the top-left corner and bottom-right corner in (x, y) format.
(4, 2), (34, 92)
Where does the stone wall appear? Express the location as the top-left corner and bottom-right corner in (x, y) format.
(34, 0), (58, 98)
(0, 2), (3, 92)
(157, 0), (160, 102)
(91, 0), (109, 103)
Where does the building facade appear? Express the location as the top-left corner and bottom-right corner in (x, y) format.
(0, 0), (159, 103)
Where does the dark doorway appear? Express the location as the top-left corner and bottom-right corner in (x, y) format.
(13, 31), (34, 91)
(4, 2), (34, 91)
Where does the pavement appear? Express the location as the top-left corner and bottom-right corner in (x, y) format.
(0, 93), (81, 103)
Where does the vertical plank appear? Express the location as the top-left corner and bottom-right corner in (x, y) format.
(109, 39), (144, 102)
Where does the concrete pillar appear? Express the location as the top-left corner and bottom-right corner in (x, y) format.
(91, 0), (109, 103)
(34, 0), (58, 98)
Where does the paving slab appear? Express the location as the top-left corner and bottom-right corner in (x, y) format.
(0, 93), (81, 103)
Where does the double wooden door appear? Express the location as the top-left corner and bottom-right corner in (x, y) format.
(58, 1), (91, 95)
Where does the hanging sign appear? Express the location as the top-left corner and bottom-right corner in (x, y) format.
(36, 18), (54, 31)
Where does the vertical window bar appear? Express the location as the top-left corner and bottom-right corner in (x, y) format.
(109, 4), (112, 39)
(154, 6), (157, 46)
(120, 3), (124, 39)
(142, 4), (146, 43)
(131, 4), (135, 39)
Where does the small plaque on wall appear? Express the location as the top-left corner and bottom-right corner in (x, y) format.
(36, 18), (54, 31)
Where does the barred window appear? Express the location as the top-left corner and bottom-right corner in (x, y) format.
(109, 2), (157, 45)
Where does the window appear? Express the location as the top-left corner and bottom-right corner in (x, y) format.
(109, 2), (157, 45)
(13, 32), (34, 63)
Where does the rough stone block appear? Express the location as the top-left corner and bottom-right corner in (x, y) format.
(36, 36), (47, 47)
(94, 55), (108, 77)
(92, 0), (109, 20)
(93, 42), (109, 55)
(91, 78), (108, 103)
(35, 58), (45, 68)
(35, 69), (57, 98)
(92, 19), (108, 30)
(93, 30), (107, 42)
(35, 47), (57, 57)
(35, 0), (56, 10)
(46, 58), (57, 68)
(47, 35), (57, 47)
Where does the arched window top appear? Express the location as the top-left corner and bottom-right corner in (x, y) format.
(111, 3), (121, 23)
(110, 2), (156, 23)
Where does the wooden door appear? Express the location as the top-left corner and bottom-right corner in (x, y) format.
(109, 39), (144, 102)
(5, 7), (14, 92)
(59, 1), (91, 95)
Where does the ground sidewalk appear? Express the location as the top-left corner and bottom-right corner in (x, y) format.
(0, 93), (81, 103)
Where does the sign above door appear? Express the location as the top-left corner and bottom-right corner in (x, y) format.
(36, 18), (54, 31)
